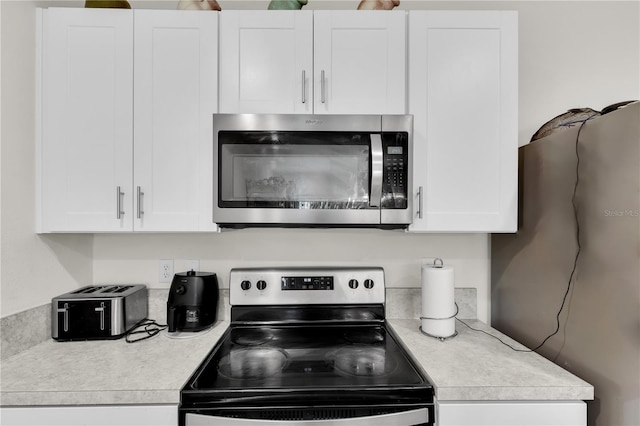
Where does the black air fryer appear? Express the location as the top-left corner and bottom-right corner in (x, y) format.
(167, 271), (219, 333)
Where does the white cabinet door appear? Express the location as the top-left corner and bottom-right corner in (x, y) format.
(313, 11), (406, 115)
(437, 401), (587, 426)
(219, 10), (406, 115)
(39, 8), (133, 232)
(38, 8), (218, 233)
(408, 11), (518, 232)
(219, 10), (313, 114)
(0, 405), (177, 426)
(133, 10), (218, 232)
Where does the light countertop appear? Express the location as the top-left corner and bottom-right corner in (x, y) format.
(0, 319), (593, 406)
(388, 319), (594, 401)
(0, 321), (229, 406)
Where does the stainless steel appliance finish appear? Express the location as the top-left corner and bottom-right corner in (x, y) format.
(228, 267), (385, 307)
(180, 267), (433, 426)
(213, 114), (413, 228)
(52, 284), (147, 341)
(186, 409), (429, 426)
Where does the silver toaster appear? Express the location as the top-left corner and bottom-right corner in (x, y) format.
(52, 284), (148, 341)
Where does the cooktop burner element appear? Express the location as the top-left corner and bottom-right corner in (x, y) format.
(330, 346), (396, 377)
(180, 267), (434, 426)
(218, 347), (288, 379)
(230, 328), (274, 346)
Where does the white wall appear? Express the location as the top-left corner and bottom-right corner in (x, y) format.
(1, 0), (639, 321)
(0, 1), (94, 317)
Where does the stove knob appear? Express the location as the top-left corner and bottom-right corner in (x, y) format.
(364, 279), (375, 289)
(348, 279), (359, 289)
(256, 280), (267, 291)
(240, 280), (251, 291)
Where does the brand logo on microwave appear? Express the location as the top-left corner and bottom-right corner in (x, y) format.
(305, 119), (324, 125)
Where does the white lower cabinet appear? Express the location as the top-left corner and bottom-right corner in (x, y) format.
(0, 405), (177, 426)
(437, 401), (587, 426)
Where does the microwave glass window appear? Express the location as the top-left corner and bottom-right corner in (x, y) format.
(219, 132), (371, 208)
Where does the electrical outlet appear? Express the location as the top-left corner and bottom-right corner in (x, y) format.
(159, 259), (174, 283)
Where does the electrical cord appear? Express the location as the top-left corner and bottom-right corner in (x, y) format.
(455, 318), (536, 352)
(125, 319), (168, 343)
(456, 117), (592, 354)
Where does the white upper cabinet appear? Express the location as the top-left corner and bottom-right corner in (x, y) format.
(38, 8), (134, 232)
(219, 10), (313, 114)
(37, 8), (218, 233)
(313, 11), (406, 115)
(408, 11), (518, 232)
(133, 10), (218, 232)
(219, 10), (406, 115)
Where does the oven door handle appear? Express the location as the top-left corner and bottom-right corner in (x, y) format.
(369, 133), (383, 208)
(185, 408), (429, 426)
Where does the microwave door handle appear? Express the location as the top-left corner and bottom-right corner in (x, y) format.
(369, 134), (383, 208)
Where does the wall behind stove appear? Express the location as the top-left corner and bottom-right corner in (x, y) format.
(93, 230), (490, 319)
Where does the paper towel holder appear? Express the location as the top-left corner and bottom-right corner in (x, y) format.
(419, 303), (459, 341)
(419, 257), (458, 341)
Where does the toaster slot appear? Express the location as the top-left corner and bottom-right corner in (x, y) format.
(71, 286), (106, 294)
(101, 285), (133, 294)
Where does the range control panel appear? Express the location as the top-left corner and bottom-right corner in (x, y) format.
(282, 276), (334, 291)
(230, 267), (384, 306)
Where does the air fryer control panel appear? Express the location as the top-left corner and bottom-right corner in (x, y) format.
(230, 267), (384, 306)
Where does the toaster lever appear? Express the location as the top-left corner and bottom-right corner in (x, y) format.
(95, 302), (106, 331)
(57, 303), (69, 332)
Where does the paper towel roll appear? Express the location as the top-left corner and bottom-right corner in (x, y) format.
(420, 262), (456, 339)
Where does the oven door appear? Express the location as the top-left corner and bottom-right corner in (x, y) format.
(212, 114), (411, 228)
(185, 408), (430, 426)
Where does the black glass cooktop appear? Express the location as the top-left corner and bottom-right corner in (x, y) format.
(179, 308), (434, 424)
(188, 324), (426, 391)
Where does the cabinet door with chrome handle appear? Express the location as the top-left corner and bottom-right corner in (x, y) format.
(133, 9), (219, 231)
(313, 10), (406, 115)
(219, 10), (313, 114)
(37, 8), (133, 232)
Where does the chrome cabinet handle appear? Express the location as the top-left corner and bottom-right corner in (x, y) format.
(369, 134), (383, 208)
(116, 186), (124, 219)
(301, 70), (306, 104)
(137, 186), (144, 219)
(417, 186), (424, 219)
(320, 70), (326, 104)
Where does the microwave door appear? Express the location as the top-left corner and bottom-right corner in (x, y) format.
(369, 134), (383, 208)
(215, 131), (381, 226)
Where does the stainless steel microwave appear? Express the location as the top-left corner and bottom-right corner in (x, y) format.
(213, 114), (412, 228)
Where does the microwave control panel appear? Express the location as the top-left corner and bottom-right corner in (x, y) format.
(381, 133), (408, 209)
(385, 152), (405, 192)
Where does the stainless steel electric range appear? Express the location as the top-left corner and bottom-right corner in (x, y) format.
(180, 267), (434, 426)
